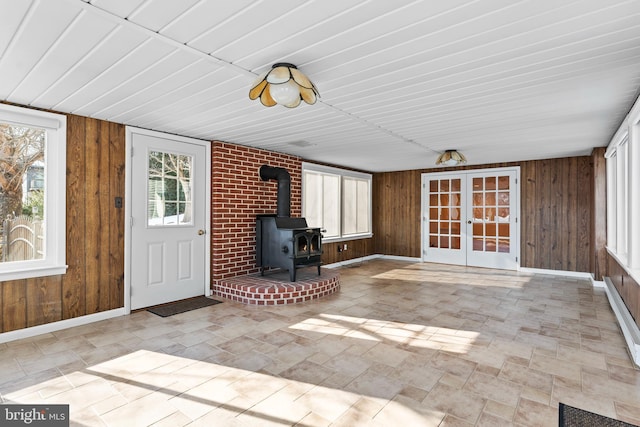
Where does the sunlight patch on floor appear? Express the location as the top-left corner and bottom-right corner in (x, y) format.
(71, 349), (430, 425)
(371, 267), (534, 288)
(289, 314), (479, 354)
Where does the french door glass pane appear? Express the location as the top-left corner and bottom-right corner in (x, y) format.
(428, 178), (461, 250)
(471, 175), (510, 253)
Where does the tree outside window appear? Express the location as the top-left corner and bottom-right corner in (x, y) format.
(0, 123), (46, 262)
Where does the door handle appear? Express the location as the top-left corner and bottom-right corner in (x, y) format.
(467, 220), (472, 224)
(198, 229), (206, 235)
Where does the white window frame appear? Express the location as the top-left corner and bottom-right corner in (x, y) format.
(0, 104), (67, 281)
(302, 162), (373, 242)
(606, 93), (640, 279)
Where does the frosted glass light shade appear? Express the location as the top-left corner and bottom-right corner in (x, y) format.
(270, 80), (301, 106)
(436, 150), (467, 166)
(249, 63), (319, 108)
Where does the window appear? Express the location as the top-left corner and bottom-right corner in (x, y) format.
(147, 150), (193, 226)
(302, 162), (372, 241)
(0, 104), (67, 281)
(606, 93), (640, 274)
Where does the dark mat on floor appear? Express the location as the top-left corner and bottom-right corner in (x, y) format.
(147, 296), (222, 317)
(559, 403), (638, 427)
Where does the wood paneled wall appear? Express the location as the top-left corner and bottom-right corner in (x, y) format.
(373, 171), (422, 257)
(372, 157), (595, 272)
(520, 157), (592, 271)
(607, 254), (640, 329)
(1, 114), (125, 333)
(321, 239), (374, 265)
(591, 148), (608, 280)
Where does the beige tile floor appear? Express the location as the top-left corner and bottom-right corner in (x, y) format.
(1, 260), (640, 426)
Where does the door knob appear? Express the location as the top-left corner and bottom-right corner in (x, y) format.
(467, 220), (472, 224)
(198, 229), (206, 235)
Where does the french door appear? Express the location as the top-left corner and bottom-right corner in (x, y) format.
(422, 167), (519, 270)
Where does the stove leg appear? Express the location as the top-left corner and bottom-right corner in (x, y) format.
(317, 265), (321, 276)
(260, 267), (265, 276)
(290, 268), (296, 282)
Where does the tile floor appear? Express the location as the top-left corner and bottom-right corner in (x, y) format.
(1, 260), (639, 426)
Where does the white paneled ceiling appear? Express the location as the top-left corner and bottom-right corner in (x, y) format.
(2, 0), (640, 172)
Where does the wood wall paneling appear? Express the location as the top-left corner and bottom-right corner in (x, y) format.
(85, 117), (102, 313)
(521, 162), (537, 267)
(538, 158), (552, 270)
(2, 280), (26, 332)
(26, 276), (61, 327)
(591, 148), (607, 280)
(109, 122), (126, 309)
(321, 239), (374, 265)
(566, 157), (578, 272)
(373, 171), (421, 257)
(62, 114), (87, 320)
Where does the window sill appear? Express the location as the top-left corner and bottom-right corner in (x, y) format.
(323, 233), (373, 244)
(0, 265), (68, 282)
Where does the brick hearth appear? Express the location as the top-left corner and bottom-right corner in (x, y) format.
(212, 267), (340, 305)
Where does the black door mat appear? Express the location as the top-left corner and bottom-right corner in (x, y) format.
(559, 402), (638, 427)
(147, 296), (222, 317)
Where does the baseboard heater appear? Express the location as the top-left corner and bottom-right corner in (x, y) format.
(603, 277), (640, 367)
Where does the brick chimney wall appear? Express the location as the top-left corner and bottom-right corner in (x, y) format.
(211, 141), (302, 283)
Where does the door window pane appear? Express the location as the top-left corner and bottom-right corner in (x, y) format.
(148, 150), (193, 226)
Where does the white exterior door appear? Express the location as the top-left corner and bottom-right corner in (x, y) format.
(127, 128), (210, 310)
(422, 167), (519, 270)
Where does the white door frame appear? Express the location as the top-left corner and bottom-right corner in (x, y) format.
(421, 166), (520, 269)
(124, 127), (211, 314)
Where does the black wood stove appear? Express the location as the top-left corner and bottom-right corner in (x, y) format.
(256, 165), (322, 282)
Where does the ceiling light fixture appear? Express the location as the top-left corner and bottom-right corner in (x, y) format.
(436, 149), (467, 166)
(249, 63), (319, 108)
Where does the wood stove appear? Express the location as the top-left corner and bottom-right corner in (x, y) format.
(256, 165), (323, 282)
(256, 215), (322, 282)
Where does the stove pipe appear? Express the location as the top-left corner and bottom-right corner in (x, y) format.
(259, 164), (291, 217)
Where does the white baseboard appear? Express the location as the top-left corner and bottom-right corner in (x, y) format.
(517, 266), (594, 279)
(323, 254), (383, 269)
(603, 277), (640, 367)
(381, 255), (422, 262)
(324, 254), (422, 269)
(0, 308), (127, 344)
